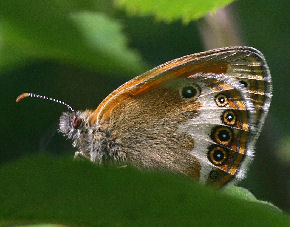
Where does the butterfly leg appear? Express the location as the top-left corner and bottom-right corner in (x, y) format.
(74, 151), (90, 161)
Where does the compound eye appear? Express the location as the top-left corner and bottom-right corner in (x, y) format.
(72, 117), (83, 129)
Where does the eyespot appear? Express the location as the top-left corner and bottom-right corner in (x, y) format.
(239, 80), (248, 88)
(72, 117), (83, 129)
(181, 84), (201, 99)
(211, 126), (233, 146)
(222, 110), (237, 126)
(208, 145), (228, 166)
(209, 170), (219, 180)
(215, 93), (228, 107)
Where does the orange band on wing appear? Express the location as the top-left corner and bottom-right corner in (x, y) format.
(207, 169), (234, 187)
(89, 62), (228, 125)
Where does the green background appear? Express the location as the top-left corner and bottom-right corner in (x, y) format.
(0, 0), (289, 225)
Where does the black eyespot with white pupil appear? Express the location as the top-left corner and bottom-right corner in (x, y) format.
(181, 84), (200, 99)
(222, 110), (237, 126)
(239, 80), (248, 88)
(226, 113), (234, 121)
(208, 145), (228, 166)
(215, 93), (228, 107)
(219, 130), (229, 141)
(214, 149), (224, 161)
(211, 126), (233, 146)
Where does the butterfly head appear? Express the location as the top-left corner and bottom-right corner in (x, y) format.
(16, 92), (110, 162)
(59, 110), (92, 143)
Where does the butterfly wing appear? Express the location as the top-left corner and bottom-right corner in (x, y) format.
(179, 74), (257, 186)
(90, 46), (272, 187)
(91, 46), (271, 127)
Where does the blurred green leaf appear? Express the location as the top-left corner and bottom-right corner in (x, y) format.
(0, 34), (30, 72)
(0, 1), (144, 74)
(0, 155), (289, 226)
(16, 225), (65, 227)
(115, 0), (235, 22)
(277, 134), (290, 164)
(71, 12), (143, 72)
(223, 186), (281, 212)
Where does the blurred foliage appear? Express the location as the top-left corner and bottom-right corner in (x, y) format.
(0, 156), (289, 226)
(0, 0), (144, 74)
(0, 0), (289, 224)
(277, 135), (290, 164)
(223, 186), (281, 212)
(115, 0), (235, 22)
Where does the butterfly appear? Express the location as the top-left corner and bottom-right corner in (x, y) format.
(17, 46), (272, 187)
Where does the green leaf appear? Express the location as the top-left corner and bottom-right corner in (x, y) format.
(0, 155), (289, 226)
(277, 134), (290, 164)
(71, 12), (143, 73)
(0, 1), (144, 74)
(115, 0), (236, 23)
(15, 225), (65, 227)
(223, 186), (281, 212)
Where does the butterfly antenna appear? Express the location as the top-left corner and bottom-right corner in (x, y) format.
(16, 92), (75, 112)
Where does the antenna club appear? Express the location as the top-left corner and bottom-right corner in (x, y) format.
(15, 92), (75, 112)
(16, 93), (30, 102)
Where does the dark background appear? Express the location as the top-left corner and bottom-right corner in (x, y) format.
(0, 0), (289, 211)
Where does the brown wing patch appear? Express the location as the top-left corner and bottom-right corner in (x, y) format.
(107, 83), (202, 180)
